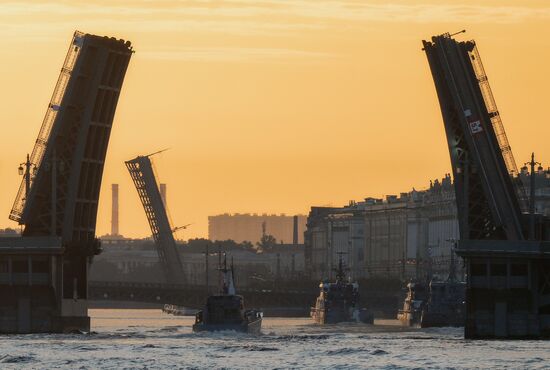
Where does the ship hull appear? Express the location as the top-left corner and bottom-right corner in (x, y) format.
(420, 311), (464, 328)
(397, 310), (422, 327)
(311, 308), (373, 325)
(192, 317), (262, 334)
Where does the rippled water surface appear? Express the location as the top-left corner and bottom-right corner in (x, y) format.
(1, 309), (549, 369)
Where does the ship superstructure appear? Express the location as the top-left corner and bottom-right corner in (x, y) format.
(420, 280), (465, 327)
(397, 282), (427, 327)
(421, 248), (466, 327)
(310, 254), (373, 324)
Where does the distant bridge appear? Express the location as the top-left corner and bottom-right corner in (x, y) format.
(88, 280), (401, 318)
(88, 281), (317, 310)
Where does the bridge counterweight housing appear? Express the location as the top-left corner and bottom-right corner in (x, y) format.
(1, 31), (132, 333)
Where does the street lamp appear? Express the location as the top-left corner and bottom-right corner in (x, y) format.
(18, 153), (36, 200)
(445, 238), (458, 282)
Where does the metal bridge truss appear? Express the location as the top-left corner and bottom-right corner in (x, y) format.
(10, 32), (84, 222)
(126, 155), (186, 284)
(468, 44), (528, 211)
(423, 34), (525, 241)
(15, 31), (133, 299)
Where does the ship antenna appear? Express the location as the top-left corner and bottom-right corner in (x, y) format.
(335, 252), (348, 283)
(223, 252), (228, 294)
(231, 256), (236, 293)
(446, 239), (458, 282)
(217, 245), (222, 293)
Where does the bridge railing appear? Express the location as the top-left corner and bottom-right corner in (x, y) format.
(469, 43), (528, 212)
(9, 31), (84, 222)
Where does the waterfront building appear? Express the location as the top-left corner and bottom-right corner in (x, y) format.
(305, 169), (550, 281)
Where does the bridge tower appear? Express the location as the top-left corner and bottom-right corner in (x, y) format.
(126, 153), (186, 284)
(423, 32), (550, 338)
(1, 31), (133, 333)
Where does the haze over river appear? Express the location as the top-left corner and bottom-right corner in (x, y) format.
(0, 309), (549, 369)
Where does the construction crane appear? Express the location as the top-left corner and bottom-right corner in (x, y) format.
(147, 224), (191, 239)
(126, 152), (186, 284)
(423, 32), (550, 338)
(173, 224), (192, 233)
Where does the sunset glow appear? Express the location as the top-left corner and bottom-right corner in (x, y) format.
(1, 0), (549, 239)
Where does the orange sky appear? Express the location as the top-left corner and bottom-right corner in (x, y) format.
(1, 0), (549, 240)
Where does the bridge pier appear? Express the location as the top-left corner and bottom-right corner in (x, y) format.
(0, 237), (90, 333)
(458, 240), (550, 338)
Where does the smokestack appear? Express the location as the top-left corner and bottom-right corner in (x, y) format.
(160, 183), (167, 208)
(293, 215), (298, 245)
(111, 184), (119, 236)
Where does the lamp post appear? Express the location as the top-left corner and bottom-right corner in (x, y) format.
(18, 154), (36, 200)
(524, 153), (541, 240)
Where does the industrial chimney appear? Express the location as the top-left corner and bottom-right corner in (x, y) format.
(111, 183), (119, 236)
(160, 183), (167, 208)
(293, 215), (298, 245)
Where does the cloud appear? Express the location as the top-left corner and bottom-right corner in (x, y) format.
(235, 0), (550, 24)
(1, 1), (549, 61)
(1, 1), (549, 25)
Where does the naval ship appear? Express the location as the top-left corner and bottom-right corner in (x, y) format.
(310, 254), (374, 324)
(398, 250), (465, 327)
(193, 254), (262, 334)
(397, 281), (428, 326)
(420, 251), (465, 328)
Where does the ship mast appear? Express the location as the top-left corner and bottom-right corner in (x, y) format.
(218, 251), (236, 295)
(334, 252), (349, 283)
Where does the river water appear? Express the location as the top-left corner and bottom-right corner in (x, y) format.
(0, 309), (549, 369)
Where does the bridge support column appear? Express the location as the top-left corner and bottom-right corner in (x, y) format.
(0, 237), (90, 333)
(458, 240), (550, 339)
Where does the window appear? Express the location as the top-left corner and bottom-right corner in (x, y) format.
(471, 263), (486, 276)
(32, 258), (49, 274)
(511, 263), (528, 276)
(12, 259), (28, 273)
(490, 264), (507, 276)
(0, 259), (8, 273)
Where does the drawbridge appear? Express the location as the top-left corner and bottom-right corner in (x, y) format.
(126, 153), (186, 284)
(0, 31), (133, 333)
(423, 32), (550, 338)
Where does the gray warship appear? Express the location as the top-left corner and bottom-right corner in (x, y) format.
(310, 254), (373, 324)
(420, 250), (466, 328)
(193, 254), (262, 334)
(398, 250), (465, 327)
